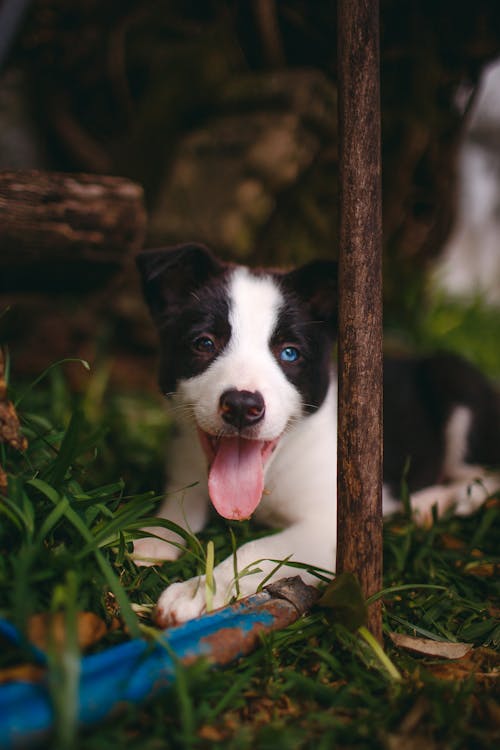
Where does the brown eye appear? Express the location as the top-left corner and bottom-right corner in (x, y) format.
(192, 335), (216, 354)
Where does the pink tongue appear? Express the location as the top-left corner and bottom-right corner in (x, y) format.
(208, 437), (264, 520)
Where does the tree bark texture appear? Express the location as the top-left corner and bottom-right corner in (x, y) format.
(336, 0), (383, 640)
(0, 170), (146, 293)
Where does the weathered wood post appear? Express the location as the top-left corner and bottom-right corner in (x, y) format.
(336, 0), (383, 639)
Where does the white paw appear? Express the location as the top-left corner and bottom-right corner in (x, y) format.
(155, 577), (207, 626)
(454, 478), (495, 516)
(410, 486), (455, 526)
(132, 536), (182, 567)
(154, 568), (241, 627)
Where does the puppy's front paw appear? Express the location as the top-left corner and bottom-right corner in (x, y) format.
(155, 577), (207, 627)
(154, 567), (239, 627)
(132, 536), (182, 567)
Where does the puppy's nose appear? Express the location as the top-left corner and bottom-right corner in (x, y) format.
(219, 389), (265, 430)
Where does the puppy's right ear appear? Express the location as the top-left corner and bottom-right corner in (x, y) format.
(281, 259), (338, 333)
(136, 243), (225, 324)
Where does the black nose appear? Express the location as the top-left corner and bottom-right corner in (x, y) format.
(219, 389), (265, 430)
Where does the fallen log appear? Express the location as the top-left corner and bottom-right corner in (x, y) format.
(0, 170), (146, 293)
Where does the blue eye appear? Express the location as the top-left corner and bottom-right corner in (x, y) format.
(193, 335), (216, 354)
(280, 346), (300, 363)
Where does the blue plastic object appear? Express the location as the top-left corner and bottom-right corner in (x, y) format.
(0, 577), (317, 748)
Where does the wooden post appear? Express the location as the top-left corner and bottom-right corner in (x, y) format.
(336, 0), (383, 640)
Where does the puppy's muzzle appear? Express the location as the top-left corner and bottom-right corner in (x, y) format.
(219, 389), (265, 430)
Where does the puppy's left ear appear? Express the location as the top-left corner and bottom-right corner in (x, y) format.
(281, 260), (338, 332)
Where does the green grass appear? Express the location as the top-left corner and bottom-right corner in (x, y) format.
(387, 295), (500, 380)
(1, 357), (499, 750)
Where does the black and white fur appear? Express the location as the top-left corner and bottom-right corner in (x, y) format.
(134, 244), (500, 626)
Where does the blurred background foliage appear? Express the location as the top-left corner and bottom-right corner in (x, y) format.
(1, 0), (500, 389)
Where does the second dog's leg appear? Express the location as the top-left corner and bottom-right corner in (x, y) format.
(410, 471), (500, 525)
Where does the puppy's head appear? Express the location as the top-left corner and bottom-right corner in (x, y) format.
(137, 243), (337, 520)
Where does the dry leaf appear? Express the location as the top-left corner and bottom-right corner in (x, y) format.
(485, 495), (500, 509)
(465, 562), (498, 577)
(0, 349), (28, 481)
(389, 632), (473, 660)
(28, 611), (107, 652)
(439, 533), (466, 550)
(0, 399), (28, 452)
(0, 664), (45, 684)
(426, 647), (500, 683)
(198, 725), (228, 742)
(0, 464), (7, 495)
(386, 733), (438, 750)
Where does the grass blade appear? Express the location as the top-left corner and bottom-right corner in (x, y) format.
(205, 540), (215, 612)
(14, 359), (90, 407)
(44, 408), (84, 488)
(358, 625), (402, 682)
(28, 478), (141, 638)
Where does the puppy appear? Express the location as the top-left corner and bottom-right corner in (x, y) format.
(134, 244), (500, 626)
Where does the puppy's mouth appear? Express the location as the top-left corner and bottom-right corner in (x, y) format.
(197, 428), (279, 521)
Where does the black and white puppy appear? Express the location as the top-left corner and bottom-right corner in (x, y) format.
(134, 244), (500, 626)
